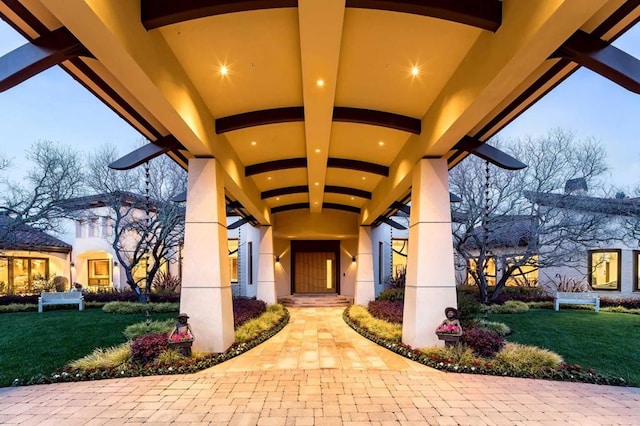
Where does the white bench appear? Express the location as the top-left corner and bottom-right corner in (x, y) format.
(554, 291), (599, 313)
(38, 292), (85, 313)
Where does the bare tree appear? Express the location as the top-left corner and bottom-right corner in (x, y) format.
(450, 129), (613, 303)
(0, 140), (85, 247)
(84, 144), (186, 302)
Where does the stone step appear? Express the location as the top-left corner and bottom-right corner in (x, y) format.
(278, 294), (353, 308)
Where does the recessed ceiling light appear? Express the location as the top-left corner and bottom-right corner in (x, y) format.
(267, 176), (272, 181)
(314, 182), (319, 186)
(251, 141), (257, 146)
(315, 148), (321, 153)
(378, 141), (384, 146)
(350, 196), (355, 200)
(316, 79), (324, 87)
(276, 197), (280, 201)
(314, 201), (319, 205)
(220, 65), (229, 76)
(361, 176), (366, 180)
(411, 66), (419, 76)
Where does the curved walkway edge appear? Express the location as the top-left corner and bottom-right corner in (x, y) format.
(1, 307), (638, 425)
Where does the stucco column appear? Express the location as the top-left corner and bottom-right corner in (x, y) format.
(180, 158), (234, 353)
(257, 226), (277, 304)
(402, 159), (457, 348)
(355, 226), (375, 305)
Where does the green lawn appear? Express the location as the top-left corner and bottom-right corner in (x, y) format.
(0, 309), (175, 387)
(489, 309), (640, 386)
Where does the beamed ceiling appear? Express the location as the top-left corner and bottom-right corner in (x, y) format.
(1, 0), (639, 227)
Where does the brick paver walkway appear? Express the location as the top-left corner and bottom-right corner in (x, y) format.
(1, 307), (638, 425)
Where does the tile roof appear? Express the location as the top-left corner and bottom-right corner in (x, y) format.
(0, 215), (71, 253)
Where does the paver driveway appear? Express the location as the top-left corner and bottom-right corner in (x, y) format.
(1, 307), (638, 425)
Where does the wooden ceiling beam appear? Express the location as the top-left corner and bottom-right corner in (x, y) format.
(0, 27), (89, 92)
(554, 30), (640, 94)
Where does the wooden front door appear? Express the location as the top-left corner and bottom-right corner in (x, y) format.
(291, 241), (340, 294)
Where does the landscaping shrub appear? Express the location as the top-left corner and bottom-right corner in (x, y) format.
(347, 305), (402, 341)
(367, 300), (403, 324)
(84, 292), (138, 303)
(477, 320), (511, 336)
(233, 298), (267, 327)
(456, 291), (482, 328)
(601, 297), (640, 310)
(601, 306), (640, 315)
(485, 300), (529, 314)
(152, 271), (181, 295)
(102, 301), (179, 314)
(0, 303), (37, 313)
(527, 301), (554, 309)
(461, 328), (505, 358)
(235, 304), (287, 343)
(69, 344), (131, 369)
(494, 343), (563, 375)
(155, 349), (186, 364)
(130, 333), (168, 364)
(420, 344), (481, 366)
(123, 319), (174, 340)
(0, 295), (38, 305)
(458, 284), (552, 304)
(377, 287), (405, 301)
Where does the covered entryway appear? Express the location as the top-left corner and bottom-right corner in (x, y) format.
(291, 240), (340, 294)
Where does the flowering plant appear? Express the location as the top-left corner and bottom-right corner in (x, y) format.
(168, 333), (193, 343)
(435, 323), (462, 335)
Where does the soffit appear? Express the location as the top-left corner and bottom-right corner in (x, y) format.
(335, 9), (483, 117)
(158, 8), (303, 118)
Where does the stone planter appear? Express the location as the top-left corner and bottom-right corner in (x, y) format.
(436, 333), (462, 347)
(168, 340), (193, 356)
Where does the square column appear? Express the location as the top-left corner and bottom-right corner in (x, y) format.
(355, 226), (375, 305)
(257, 226), (276, 304)
(181, 158), (234, 353)
(402, 159), (457, 348)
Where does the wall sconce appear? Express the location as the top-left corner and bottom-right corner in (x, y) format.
(352, 256), (357, 263)
(275, 256), (280, 263)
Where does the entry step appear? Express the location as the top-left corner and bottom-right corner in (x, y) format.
(278, 294), (354, 308)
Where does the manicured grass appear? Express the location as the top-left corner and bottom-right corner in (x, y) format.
(488, 309), (640, 386)
(0, 309), (175, 387)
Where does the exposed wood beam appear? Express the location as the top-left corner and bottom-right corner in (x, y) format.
(216, 107), (304, 134)
(327, 158), (389, 177)
(141, 0), (298, 30)
(378, 216), (407, 230)
(391, 202), (411, 215)
(271, 203), (310, 214)
(245, 158), (307, 177)
(215, 106), (421, 134)
(228, 215), (255, 230)
(261, 185), (309, 199)
(333, 107), (421, 134)
(108, 136), (182, 170)
(0, 27), (89, 92)
(554, 30), (640, 94)
(171, 191), (187, 203)
(455, 136), (527, 170)
(324, 186), (372, 200)
(345, 0), (502, 32)
(323, 203), (361, 214)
